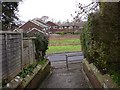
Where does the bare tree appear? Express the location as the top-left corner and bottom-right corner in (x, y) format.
(73, 2), (99, 22)
(40, 16), (49, 23)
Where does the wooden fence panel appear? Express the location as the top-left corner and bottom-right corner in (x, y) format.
(22, 38), (36, 68)
(0, 31), (36, 84)
(22, 46), (30, 68)
(0, 34), (3, 85)
(29, 39), (36, 64)
(1, 32), (22, 82)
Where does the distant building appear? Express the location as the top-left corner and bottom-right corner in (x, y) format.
(13, 19), (49, 36)
(46, 21), (83, 34)
(14, 19), (83, 35)
(46, 21), (59, 33)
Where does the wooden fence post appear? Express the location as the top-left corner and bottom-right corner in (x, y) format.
(28, 38), (31, 65)
(21, 32), (23, 71)
(4, 33), (9, 82)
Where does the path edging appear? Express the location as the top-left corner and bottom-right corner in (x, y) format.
(83, 59), (119, 88)
(3, 60), (51, 89)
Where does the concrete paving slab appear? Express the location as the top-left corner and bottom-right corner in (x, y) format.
(38, 61), (91, 88)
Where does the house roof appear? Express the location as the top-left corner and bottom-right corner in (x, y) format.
(31, 19), (49, 28)
(27, 28), (48, 35)
(14, 19), (49, 33)
(46, 21), (59, 27)
(17, 21), (43, 32)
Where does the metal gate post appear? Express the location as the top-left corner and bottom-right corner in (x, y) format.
(65, 55), (69, 70)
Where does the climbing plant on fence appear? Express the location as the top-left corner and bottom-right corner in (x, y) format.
(81, 2), (120, 85)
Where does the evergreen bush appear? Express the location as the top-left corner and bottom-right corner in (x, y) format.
(34, 33), (49, 61)
(81, 2), (120, 80)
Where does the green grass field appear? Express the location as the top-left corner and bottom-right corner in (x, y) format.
(47, 35), (81, 54)
(47, 45), (81, 54)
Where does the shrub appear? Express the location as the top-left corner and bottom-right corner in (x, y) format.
(81, 2), (120, 77)
(34, 33), (49, 61)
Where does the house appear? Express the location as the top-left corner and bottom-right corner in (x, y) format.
(46, 21), (59, 33)
(46, 21), (83, 34)
(56, 21), (84, 34)
(14, 19), (49, 36)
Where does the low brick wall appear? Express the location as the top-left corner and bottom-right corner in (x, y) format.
(83, 59), (119, 88)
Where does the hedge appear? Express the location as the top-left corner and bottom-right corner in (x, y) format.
(81, 2), (120, 85)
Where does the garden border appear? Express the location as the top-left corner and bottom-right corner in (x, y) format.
(3, 60), (51, 89)
(83, 59), (119, 88)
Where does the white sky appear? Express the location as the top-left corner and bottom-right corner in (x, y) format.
(18, 0), (92, 22)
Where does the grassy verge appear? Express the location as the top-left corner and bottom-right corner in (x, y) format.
(47, 45), (81, 54)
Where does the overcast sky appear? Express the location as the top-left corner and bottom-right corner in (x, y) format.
(18, 0), (92, 22)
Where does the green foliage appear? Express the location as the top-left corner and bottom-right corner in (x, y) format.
(18, 59), (47, 78)
(18, 64), (37, 78)
(81, 2), (120, 85)
(2, 2), (20, 30)
(34, 33), (49, 61)
(74, 31), (80, 35)
(56, 32), (67, 35)
(38, 59), (47, 66)
(55, 32), (73, 35)
(111, 71), (120, 86)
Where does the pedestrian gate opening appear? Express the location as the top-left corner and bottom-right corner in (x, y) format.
(65, 53), (82, 70)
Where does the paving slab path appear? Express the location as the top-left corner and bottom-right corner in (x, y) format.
(38, 59), (92, 89)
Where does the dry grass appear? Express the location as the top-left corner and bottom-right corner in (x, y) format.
(49, 34), (80, 40)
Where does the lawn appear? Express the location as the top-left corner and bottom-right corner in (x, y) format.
(47, 45), (81, 54)
(47, 34), (81, 54)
